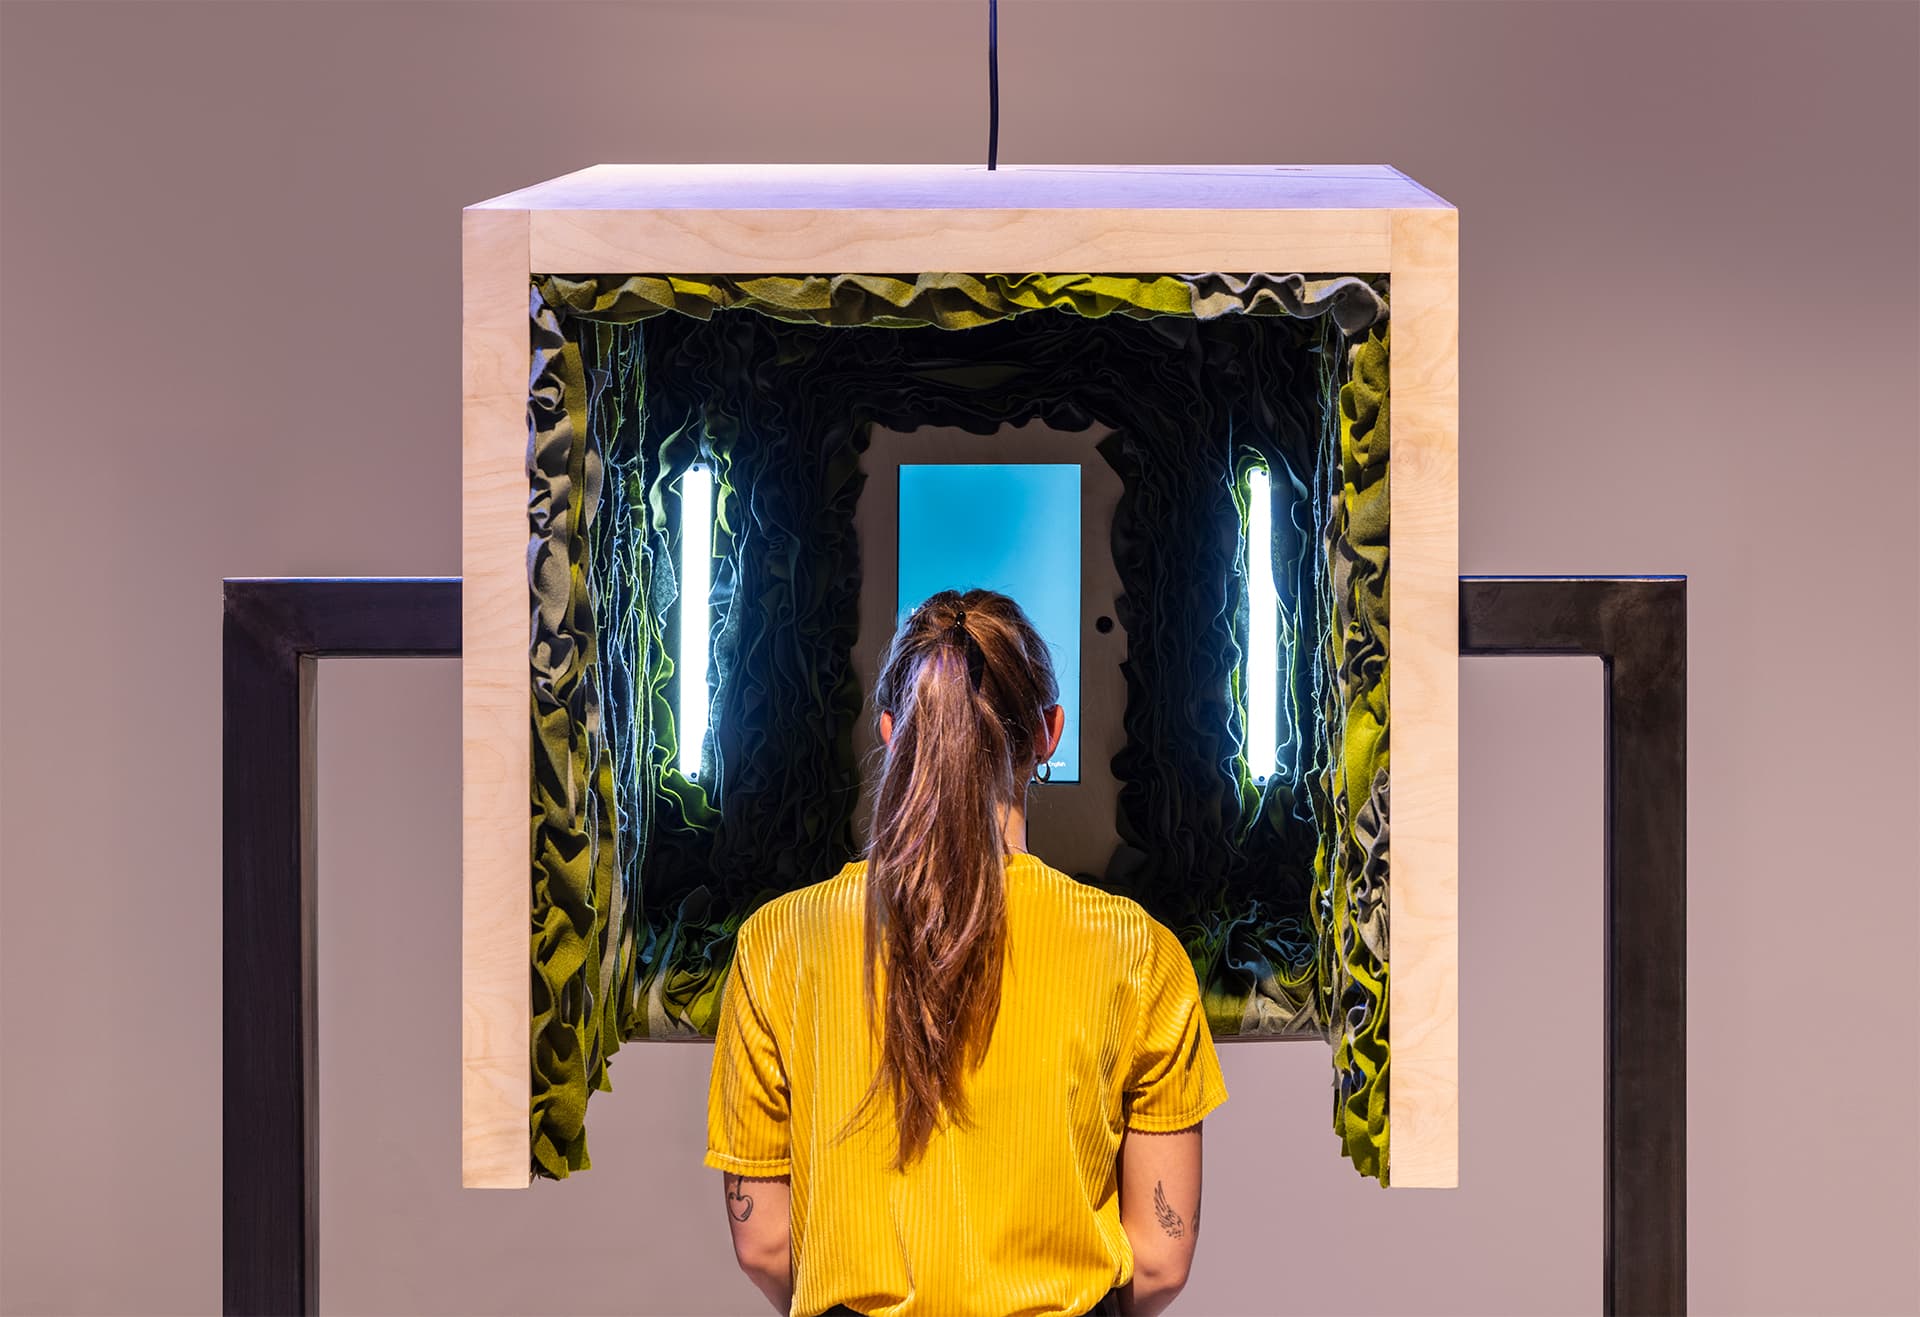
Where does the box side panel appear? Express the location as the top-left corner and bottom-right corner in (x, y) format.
(463, 208), (533, 1188)
(528, 207), (1393, 274)
(477, 162), (1448, 214)
(1386, 206), (1460, 1189)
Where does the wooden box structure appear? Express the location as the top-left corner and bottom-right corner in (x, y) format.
(462, 164), (1458, 1189)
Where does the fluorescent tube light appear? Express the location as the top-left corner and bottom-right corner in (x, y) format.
(1246, 466), (1279, 783)
(679, 463), (713, 779)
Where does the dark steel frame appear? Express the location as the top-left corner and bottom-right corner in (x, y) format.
(1460, 575), (1688, 1317)
(223, 578), (460, 1317)
(223, 573), (1685, 1316)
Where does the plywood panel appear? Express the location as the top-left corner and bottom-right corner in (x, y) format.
(528, 206), (1395, 275)
(474, 162), (1452, 212)
(462, 208), (532, 1189)
(1386, 206), (1461, 1188)
(478, 164), (1443, 272)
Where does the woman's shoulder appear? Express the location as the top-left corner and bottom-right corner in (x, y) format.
(735, 860), (868, 948)
(1009, 854), (1165, 954)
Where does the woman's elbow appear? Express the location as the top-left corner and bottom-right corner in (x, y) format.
(1133, 1252), (1192, 1292)
(733, 1240), (788, 1277)
(1123, 1255), (1192, 1316)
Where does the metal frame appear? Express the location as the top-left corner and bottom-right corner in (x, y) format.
(1460, 574), (1688, 1317)
(223, 572), (1685, 1317)
(223, 578), (460, 1317)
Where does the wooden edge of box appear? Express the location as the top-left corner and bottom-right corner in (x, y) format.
(1386, 206), (1460, 1189)
(462, 207), (534, 1189)
(525, 208), (1398, 276)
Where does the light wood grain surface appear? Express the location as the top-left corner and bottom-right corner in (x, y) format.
(1385, 206), (1461, 1189)
(461, 208), (533, 1189)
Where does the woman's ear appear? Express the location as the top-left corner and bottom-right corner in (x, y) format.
(879, 709), (894, 746)
(1043, 704), (1064, 759)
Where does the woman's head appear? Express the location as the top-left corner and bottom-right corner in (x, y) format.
(872, 587), (1063, 781)
(845, 587), (1062, 1170)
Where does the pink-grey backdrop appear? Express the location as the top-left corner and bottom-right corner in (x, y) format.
(2, 3), (1915, 1315)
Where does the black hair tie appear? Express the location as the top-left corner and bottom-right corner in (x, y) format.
(946, 608), (985, 689)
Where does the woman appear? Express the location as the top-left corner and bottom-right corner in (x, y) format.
(705, 587), (1229, 1317)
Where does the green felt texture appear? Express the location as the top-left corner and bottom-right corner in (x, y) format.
(1313, 321), (1392, 1184)
(535, 270), (1386, 335)
(525, 272), (1391, 1182)
(527, 292), (624, 1178)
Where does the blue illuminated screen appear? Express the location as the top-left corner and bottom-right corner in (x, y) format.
(897, 463), (1080, 783)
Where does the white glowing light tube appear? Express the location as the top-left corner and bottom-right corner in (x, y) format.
(1246, 466), (1279, 783)
(678, 464), (714, 779)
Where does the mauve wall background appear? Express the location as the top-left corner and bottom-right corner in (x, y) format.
(2, 2), (1915, 1315)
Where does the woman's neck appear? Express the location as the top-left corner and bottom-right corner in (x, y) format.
(998, 798), (1031, 854)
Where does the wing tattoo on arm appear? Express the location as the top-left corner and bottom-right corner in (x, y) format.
(1152, 1179), (1185, 1239)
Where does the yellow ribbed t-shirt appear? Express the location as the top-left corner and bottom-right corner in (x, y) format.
(704, 851), (1230, 1317)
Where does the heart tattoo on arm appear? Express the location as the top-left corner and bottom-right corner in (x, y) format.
(725, 1173), (755, 1222)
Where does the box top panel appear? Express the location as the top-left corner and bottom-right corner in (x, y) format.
(468, 163), (1453, 213)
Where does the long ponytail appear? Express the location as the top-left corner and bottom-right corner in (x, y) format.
(842, 588), (1059, 1171)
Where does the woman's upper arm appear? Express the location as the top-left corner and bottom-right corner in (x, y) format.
(1118, 1123), (1203, 1280)
(720, 1170), (791, 1266)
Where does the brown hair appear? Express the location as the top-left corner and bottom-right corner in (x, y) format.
(842, 587), (1060, 1171)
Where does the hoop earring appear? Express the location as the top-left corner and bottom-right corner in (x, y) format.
(1033, 759), (1052, 785)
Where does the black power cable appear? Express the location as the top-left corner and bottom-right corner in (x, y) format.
(987, 0), (999, 169)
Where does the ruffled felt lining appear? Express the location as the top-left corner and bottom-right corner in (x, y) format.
(527, 289), (624, 1178)
(526, 271), (1390, 1181)
(1312, 322), (1392, 1184)
(534, 271), (1386, 335)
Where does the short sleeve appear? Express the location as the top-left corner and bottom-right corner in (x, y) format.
(1123, 920), (1230, 1133)
(703, 917), (792, 1176)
